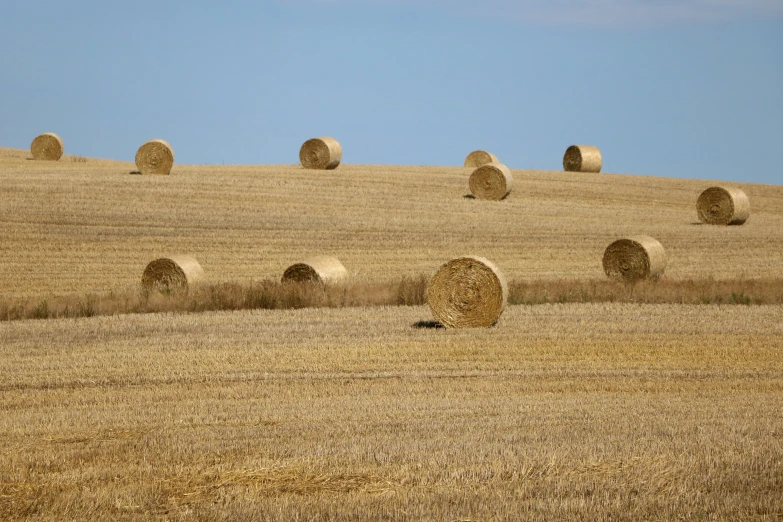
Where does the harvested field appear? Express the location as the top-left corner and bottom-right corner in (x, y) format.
(1, 147), (782, 298)
(1, 146), (782, 520)
(1, 304), (782, 520)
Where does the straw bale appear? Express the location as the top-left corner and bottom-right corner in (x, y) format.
(602, 236), (666, 281)
(697, 186), (750, 225)
(135, 139), (174, 175)
(30, 133), (64, 161)
(282, 256), (348, 284)
(141, 255), (204, 293)
(563, 144), (602, 173)
(299, 137), (342, 170)
(427, 256), (508, 328)
(469, 163), (513, 200)
(464, 150), (499, 168)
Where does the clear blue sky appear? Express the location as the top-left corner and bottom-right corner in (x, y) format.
(1, 1), (781, 184)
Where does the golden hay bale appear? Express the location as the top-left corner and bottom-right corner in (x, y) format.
(697, 186), (750, 225)
(464, 150), (499, 168)
(141, 255), (204, 293)
(469, 163), (513, 200)
(299, 137), (342, 170)
(135, 139), (175, 175)
(30, 133), (64, 161)
(427, 256), (508, 328)
(602, 236), (666, 281)
(563, 144), (602, 173)
(282, 256), (348, 284)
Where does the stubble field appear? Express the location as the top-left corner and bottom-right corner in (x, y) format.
(1, 146), (782, 520)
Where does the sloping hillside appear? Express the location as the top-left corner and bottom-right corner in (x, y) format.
(1, 147), (781, 297)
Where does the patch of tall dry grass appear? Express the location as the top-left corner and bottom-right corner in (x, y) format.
(1, 276), (781, 322)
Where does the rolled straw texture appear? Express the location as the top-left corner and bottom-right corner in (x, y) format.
(469, 163), (513, 200)
(697, 186), (750, 225)
(602, 236), (666, 281)
(464, 150), (499, 168)
(141, 255), (204, 293)
(135, 139), (175, 175)
(30, 133), (64, 161)
(299, 137), (342, 170)
(282, 256), (348, 284)
(427, 256), (508, 328)
(563, 145), (602, 173)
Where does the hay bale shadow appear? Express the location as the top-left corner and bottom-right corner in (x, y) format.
(412, 320), (444, 329)
(690, 222), (703, 226)
(129, 171), (142, 175)
(463, 194), (476, 199)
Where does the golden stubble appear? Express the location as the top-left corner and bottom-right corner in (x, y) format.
(1, 304), (782, 520)
(1, 147), (782, 299)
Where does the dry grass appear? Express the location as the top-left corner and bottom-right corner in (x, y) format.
(1, 304), (782, 520)
(1, 146), (783, 520)
(1, 276), (782, 322)
(1, 146), (782, 299)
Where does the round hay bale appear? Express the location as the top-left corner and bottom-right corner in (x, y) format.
(141, 255), (204, 293)
(135, 139), (175, 175)
(464, 150), (499, 168)
(30, 133), (64, 161)
(602, 236), (666, 281)
(563, 144), (602, 173)
(299, 137), (342, 170)
(469, 163), (513, 200)
(282, 256), (348, 284)
(427, 256), (508, 328)
(697, 186), (750, 225)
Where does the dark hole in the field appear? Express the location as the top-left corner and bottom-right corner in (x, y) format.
(412, 320), (444, 329)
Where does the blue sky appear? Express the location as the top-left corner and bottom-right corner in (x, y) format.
(0, 1), (781, 184)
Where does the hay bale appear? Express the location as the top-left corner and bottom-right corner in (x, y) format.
(30, 133), (64, 161)
(135, 139), (174, 175)
(141, 255), (204, 293)
(299, 137), (342, 170)
(469, 163), (513, 200)
(464, 150), (499, 168)
(282, 256), (348, 284)
(602, 236), (666, 281)
(697, 186), (750, 225)
(427, 256), (508, 328)
(563, 144), (602, 173)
